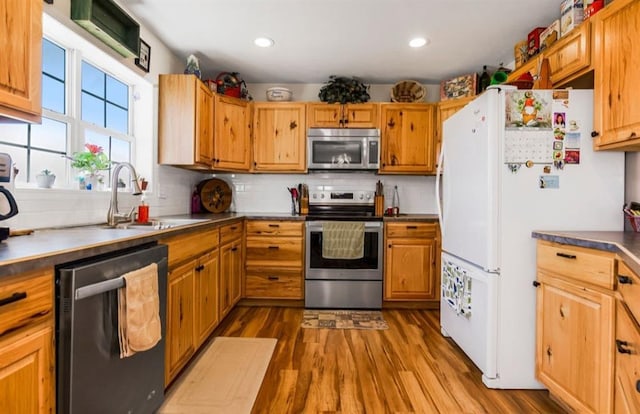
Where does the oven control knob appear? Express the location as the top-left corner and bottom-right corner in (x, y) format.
(321, 194), (325, 199)
(312, 194), (317, 199)
(366, 194), (371, 200)
(359, 194), (364, 200)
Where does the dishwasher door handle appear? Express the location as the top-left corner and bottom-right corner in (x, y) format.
(74, 257), (168, 301)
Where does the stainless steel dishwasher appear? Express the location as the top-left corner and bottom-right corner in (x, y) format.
(56, 243), (168, 414)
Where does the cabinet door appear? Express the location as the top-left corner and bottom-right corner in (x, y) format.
(194, 250), (219, 347)
(253, 103), (306, 172)
(165, 261), (195, 384)
(536, 273), (614, 413)
(384, 237), (437, 300)
(380, 104), (435, 174)
(214, 95), (251, 170)
(230, 241), (243, 305)
(593, 0), (640, 148)
(219, 243), (233, 318)
(0, 324), (53, 414)
(307, 103), (342, 127)
(615, 301), (640, 414)
(546, 22), (591, 86)
(0, 0), (41, 123)
(344, 103), (379, 128)
(195, 81), (214, 165)
(435, 97), (473, 171)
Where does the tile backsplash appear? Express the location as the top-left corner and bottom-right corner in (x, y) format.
(215, 172), (438, 214)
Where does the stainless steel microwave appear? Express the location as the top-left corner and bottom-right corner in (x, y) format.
(307, 128), (380, 171)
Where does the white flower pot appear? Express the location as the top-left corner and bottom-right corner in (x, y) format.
(36, 174), (56, 188)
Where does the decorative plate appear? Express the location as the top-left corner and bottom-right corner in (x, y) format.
(197, 178), (232, 213)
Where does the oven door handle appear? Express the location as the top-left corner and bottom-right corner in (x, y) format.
(306, 222), (382, 231)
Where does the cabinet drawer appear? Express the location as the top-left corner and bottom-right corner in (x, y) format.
(245, 237), (303, 267)
(537, 241), (615, 289)
(615, 301), (640, 414)
(0, 268), (53, 337)
(220, 221), (243, 245)
(618, 261), (640, 325)
(246, 220), (303, 237)
(163, 228), (220, 267)
(245, 269), (302, 299)
(385, 222), (438, 239)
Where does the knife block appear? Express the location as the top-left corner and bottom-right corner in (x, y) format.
(300, 196), (309, 215)
(374, 195), (384, 216)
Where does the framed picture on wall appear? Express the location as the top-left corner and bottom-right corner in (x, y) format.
(135, 39), (151, 72)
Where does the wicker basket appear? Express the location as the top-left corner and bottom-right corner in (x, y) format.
(391, 80), (425, 102)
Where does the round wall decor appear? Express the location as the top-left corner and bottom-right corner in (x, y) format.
(197, 178), (232, 213)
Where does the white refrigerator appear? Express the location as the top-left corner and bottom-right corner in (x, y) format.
(435, 88), (624, 389)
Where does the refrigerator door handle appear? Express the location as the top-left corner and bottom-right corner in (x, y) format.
(436, 141), (445, 235)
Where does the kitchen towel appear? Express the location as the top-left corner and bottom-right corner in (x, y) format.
(118, 263), (162, 358)
(442, 261), (472, 317)
(322, 221), (365, 259)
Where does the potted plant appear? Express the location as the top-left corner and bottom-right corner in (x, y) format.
(35, 169), (56, 188)
(66, 143), (111, 190)
(318, 75), (371, 104)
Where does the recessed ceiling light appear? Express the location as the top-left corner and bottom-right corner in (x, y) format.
(409, 37), (428, 48)
(254, 37), (274, 47)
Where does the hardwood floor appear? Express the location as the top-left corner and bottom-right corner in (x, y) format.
(210, 306), (565, 414)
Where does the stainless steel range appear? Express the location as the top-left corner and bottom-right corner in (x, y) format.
(304, 187), (383, 309)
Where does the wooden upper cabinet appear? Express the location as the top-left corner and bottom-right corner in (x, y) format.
(546, 21), (592, 86)
(307, 103), (379, 128)
(435, 97), (473, 170)
(158, 74), (213, 168)
(379, 103), (436, 174)
(506, 56), (541, 84)
(214, 94), (251, 171)
(592, 0), (640, 150)
(0, 0), (42, 123)
(253, 102), (306, 172)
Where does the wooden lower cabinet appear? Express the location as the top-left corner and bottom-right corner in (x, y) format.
(219, 222), (243, 318)
(194, 251), (220, 347)
(165, 259), (196, 384)
(0, 268), (54, 414)
(384, 222), (439, 301)
(535, 240), (616, 414)
(245, 220), (304, 300)
(615, 301), (640, 413)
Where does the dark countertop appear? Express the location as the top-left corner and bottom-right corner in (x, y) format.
(532, 230), (640, 277)
(0, 212), (435, 278)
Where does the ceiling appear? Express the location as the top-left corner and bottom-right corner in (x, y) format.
(122, 0), (561, 85)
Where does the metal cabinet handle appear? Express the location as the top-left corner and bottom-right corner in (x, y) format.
(406, 225), (418, 229)
(532, 281), (541, 287)
(0, 292), (27, 307)
(268, 224), (280, 228)
(591, 131), (600, 138)
(616, 339), (632, 354)
(267, 276), (279, 281)
(636, 380), (640, 393)
(618, 275), (633, 284)
(231, 246), (238, 252)
(195, 265), (205, 272)
(268, 246), (279, 250)
(556, 252), (576, 259)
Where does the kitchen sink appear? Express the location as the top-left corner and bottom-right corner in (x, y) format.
(108, 218), (211, 230)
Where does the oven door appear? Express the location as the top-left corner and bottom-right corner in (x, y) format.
(305, 221), (383, 280)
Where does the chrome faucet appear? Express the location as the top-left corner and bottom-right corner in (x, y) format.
(107, 162), (143, 227)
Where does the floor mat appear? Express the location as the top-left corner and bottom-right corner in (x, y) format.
(301, 310), (389, 330)
(158, 337), (277, 414)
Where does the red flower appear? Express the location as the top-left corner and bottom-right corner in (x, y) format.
(85, 144), (103, 154)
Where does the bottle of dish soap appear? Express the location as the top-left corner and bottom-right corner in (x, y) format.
(191, 187), (201, 214)
(392, 185), (400, 216)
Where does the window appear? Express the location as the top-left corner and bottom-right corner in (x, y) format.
(0, 15), (147, 190)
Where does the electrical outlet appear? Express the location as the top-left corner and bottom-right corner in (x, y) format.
(234, 183), (245, 192)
